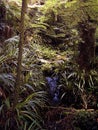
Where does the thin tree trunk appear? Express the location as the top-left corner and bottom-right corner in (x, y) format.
(14, 0), (27, 107)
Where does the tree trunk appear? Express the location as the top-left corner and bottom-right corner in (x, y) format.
(80, 91), (87, 109)
(77, 21), (96, 71)
(14, 0), (27, 107)
(0, 1), (6, 22)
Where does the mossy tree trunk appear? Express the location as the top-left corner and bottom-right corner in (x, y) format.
(14, 0), (27, 107)
(77, 21), (96, 109)
(77, 21), (96, 72)
(0, 1), (6, 22)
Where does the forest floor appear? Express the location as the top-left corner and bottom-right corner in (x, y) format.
(44, 107), (98, 130)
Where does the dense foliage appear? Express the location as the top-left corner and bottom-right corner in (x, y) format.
(0, 0), (98, 130)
